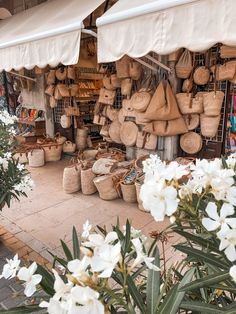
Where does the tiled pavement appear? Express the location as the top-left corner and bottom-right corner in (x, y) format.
(0, 158), (183, 265)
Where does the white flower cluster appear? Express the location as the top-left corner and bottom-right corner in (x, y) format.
(14, 175), (34, 193)
(140, 155), (189, 221)
(0, 221), (159, 314)
(0, 110), (17, 126)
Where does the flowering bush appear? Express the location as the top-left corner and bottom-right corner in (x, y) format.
(0, 110), (34, 209)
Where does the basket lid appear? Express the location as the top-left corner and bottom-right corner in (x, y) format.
(120, 121), (138, 146)
(180, 132), (202, 154)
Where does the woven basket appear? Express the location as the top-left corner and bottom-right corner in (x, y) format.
(63, 141), (76, 153)
(220, 45), (236, 58)
(180, 132), (202, 154)
(99, 88), (116, 105)
(54, 85), (62, 100)
(129, 61), (142, 80)
(76, 128), (88, 150)
(64, 106), (80, 117)
(92, 158), (118, 175)
(55, 133), (67, 145)
(121, 78), (132, 98)
(57, 84), (70, 97)
(83, 149), (98, 160)
(42, 143), (63, 162)
(175, 49), (193, 79)
(49, 96), (57, 108)
(120, 121), (138, 147)
(63, 164), (81, 194)
(81, 168), (97, 195)
(111, 74), (121, 88)
(14, 151), (28, 164)
(69, 84), (79, 97)
(200, 114), (220, 138)
(28, 148), (45, 168)
(135, 182), (149, 212)
(116, 55), (131, 78)
(109, 120), (122, 144)
(46, 70), (56, 85)
(183, 114), (200, 131)
(103, 75), (116, 91)
(203, 91), (224, 116)
(193, 66), (210, 85)
(56, 67), (67, 81)
(130, 89), (151, 112)
(176, 93), (203, 114)
(45, 85), (55, 96)
(67, 66), (76, 80)
(93, 174), (119, 200)
(182, 79), (193, 93)
(121, 183), (137, 203)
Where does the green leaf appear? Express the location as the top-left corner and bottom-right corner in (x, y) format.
(72, 226), (80, 259)
(174, 244), (229, 269)
(60, 240), (73, 261)
(179, 271), (229, 292)
(36, 264), (55, 296)
(147, 247), (160, 314)
(180, 301), (224, 313)
(124, 219), (131, 253)
(158, 268), (195, 314)
(127, 275), (145, 313)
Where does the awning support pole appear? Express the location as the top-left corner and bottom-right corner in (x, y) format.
(8, 71), (37, 82)
(145, 54), (171, 73)
(134, 58), (157, 72)
(81, 29), (97, 38)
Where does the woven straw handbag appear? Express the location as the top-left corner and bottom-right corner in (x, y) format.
(83, 149), (98, 160)
(93, 115), (106, 125)
(28, 147), (45, 168)
(129, 61), (142, 80)
(193, 66), (210, 85)
(144, 81), (181, 121)
(130, 89), (152, 112)
(109, 120), (122, 144)
(180, 132), (202, 154)
(136, 131), (157, 150)
(56, 67), (67, 81)
(63, 164), (81, 193)
(176, 93), (203, 114)
(63, 141), (76, 153)
(81, 167), (97, 195)
(203, 91), (224, 116)
(54, 85), (62, 100)
(67, 66), (76, 80)
(49, 96), (57, 108)
(42, 143), (63, 162)
(183, 114), (200, 130)
(220, 45), (236, 58)
(103, 75), (116, 91)
(121, 182), (137, 203)
(111, 74), (121, 88)
(60, 115), (71, 128)
(45, 85), (55, 96)
(200, 114), (221, 137)
(116, 55), (131, 78)
(121, 78), (132, 98)
(175, 49), (193, 79)
(57, 84), (70, 97)
(144, 117), (188, 136)
(120, 121), (138, 146)
(69, 84), (79, 97)
(211, 61), (236, 81)
(64, 106), (80, 117)
(98, 88), (116, 105)
(46, 70), (56, 85)
(55, 132), (67, 145)
(182, 79), (193, 92)
(105, 106), (119, 121)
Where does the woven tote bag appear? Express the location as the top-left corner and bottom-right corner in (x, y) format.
(175, 49), (193, 79)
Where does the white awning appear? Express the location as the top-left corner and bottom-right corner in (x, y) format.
(97, 0), (236, 63)
(0, 0), (105, 71)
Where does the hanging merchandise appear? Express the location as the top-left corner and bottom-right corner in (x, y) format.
(200, 114), (221, 138)
(49, 96), (57, 108)
(118, 108), (125, 124)
(122, 99), (137, 119)
(121, 78), (132, 98)
(54, 85), (62, 100)
(176, 93), (203, 115)
(144, 80), (181, 121)
(120, 121), (138, 146)
(129, 61), (142, 80)
(100, 124), (109, 137)
(103, 75), (116, 90)
(116, 55), (131, 78)
(60, 114), (71, 128)
(175, 49), (193, 79)
(67, 66), (76, 80)
(130, 89), (152, 112)
(108, 120), (122, 144)
(56, 67), (67, 81)
(104, 106), (119, 121)
(220, 45), (236, 58)
(28, 147), (45, 168)
(45, 85), (55, 96)
(63, 141), (76, 153)
(57, 84), (70, 97)
(93, 114), (106, 125)
(63, 164), (81, 194)
(98, 88), (116, 105)
(211, 61), (236, 81)
(143, 117), (188, 136)
(64, 105), (80, 117)
(69, 84), (79, 97)
(182, 79), (193, 92)
(110, 74), (121, 88)
(46, 70), (56, 85)
(202, 91), (224, 116)
(183, 114), (200, 131)
(193, 66), (210, 85)
(180, 132), (202, 154)
(136, 131), (158, 150)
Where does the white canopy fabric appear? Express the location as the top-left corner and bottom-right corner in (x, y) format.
(0, 0), (105, 71)
(97, 0), (236, 63)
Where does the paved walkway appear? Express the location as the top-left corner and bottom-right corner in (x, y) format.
(0, 159), (183, 264)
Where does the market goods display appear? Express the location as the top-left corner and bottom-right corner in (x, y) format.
(144, 117), (188, 136)
(130, 89), (151, 112)
(182, 79), (193, 92)
(220, 45), (236, 58)
(121, 182), (137, 203)
(116, 55), (131, 78)
(98, 88), (116, 105)
(211, 61), (236, 81)
(63, 164), (81, 194)
(42, 143), (63, 162)
(202, 91), (224, 116)
(129, 61), (142, 80)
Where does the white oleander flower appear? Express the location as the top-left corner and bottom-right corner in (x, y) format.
(226, 186), (236, 206)
(82, 220), (92, 238)
(226, 155), (236, 170)
(230, 265), (236, 283)
(0, 110), (17, 125)
(0, 254), (20, 280)
(210, 169), (235, 200)
(123, 226), (147, 243)
(202, 202), (236, 233)
(4, 152), (12, 159)
(140, 178), (179, 222)
(219, 228), (236, 262)
(16, 163), (25, 171)
(91, 242), (121, 278)
(0, 157), (9, 170)
(131, 238), (160, 271)
(52, 269), (73, 301)
(17, 262), (42, 297)
(40, 298), (67, 314)
(14, 175), (34, 193)
(83, 231), (118, 249)
(163, 161), (189, 181)
(179, 178), (204, 198)
(67, 257), (90, 283)
(70, 286), (104, 314)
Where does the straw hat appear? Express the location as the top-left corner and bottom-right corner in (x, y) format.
(120, 121), (138, 146)
(108, 120), (122, 144)
(183, 114), (200, 131)
(180, 132), (202, 154)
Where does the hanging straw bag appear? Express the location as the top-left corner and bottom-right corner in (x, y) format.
(144, 81), (181, 120)
(67, 66), (76, 80)
(69, 84), (79, 97)
(49, 96), (57, 108)
(116, 55), (131, 78)
(63, 141), (76, 153)
(76, 128), (88, 150)
(92, 158), (118, 175)
(200, 114), (221, 137)
(180, 132), (202, 154)
(63, 164), (81, 194)
(42, 143), (63, 162)
(120, 121), (138, 147)
(144, 117), (188, 136)
(203, 91), (224, 116)
(28, 147), (45, 168)
(121, 78), (132, 98)
(81, 167), (97, 195)
(105, 106), (119, 121)
(193, 66), (210, 85)
(130, 89), (152, 112)
(57, 84), (70, 97)
(129, 61), (142, 80)
(56, 67), (67, 81)
(64, 106), (80, 117)
(175, 49), (193, 79)
(45, 85), (55, 96)
(211, 61), (236, 81)
(46, 70), (56, 85)
(220, 45), (236, 58)
(111, 74), (121, 88)
(103, 75), (116, 91)
(60, 115), (71, 128)
(183, 114), (200, 130)
(54, 85), (62, 100)
(182, 79), (193, 92)
(176, 93), (204, 114)
(93, 115), (106, 125)
(136, 131), (157, 150)
(109, 120), (122, 144)
(98, 88), (116, 105)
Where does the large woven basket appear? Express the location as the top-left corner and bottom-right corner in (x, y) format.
(81, 168), (97, 195)
(76, 128), (88, 150)
(121, 183), (137, 203)
(42, 143), (63, 162)
(135, 182), (149, 212)
(28, 148), (45, 168)
(63, 141), (76, 153)
(200, 114), (220, 138)
(176, 93), (203, 114)
(203, 91), (224, 116)
(63, 164), (81, 194)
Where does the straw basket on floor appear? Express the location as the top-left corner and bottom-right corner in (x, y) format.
(83, 149), (98, 160)
(121, 183), (137, 203)
(63, 164), (81, 194)
(92, 158), (118, 175)
(42, 143), (63, 162)
(93, 175), (118, 201)
(81, 168), (97, 195)
(28, 148), (45, 168)
(135, 181), (148, 212)
(14, 151), (28, 164)
(63, 141), (76, 154)
(200, 114), (221, 138)
(76, 128), (88, 150)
